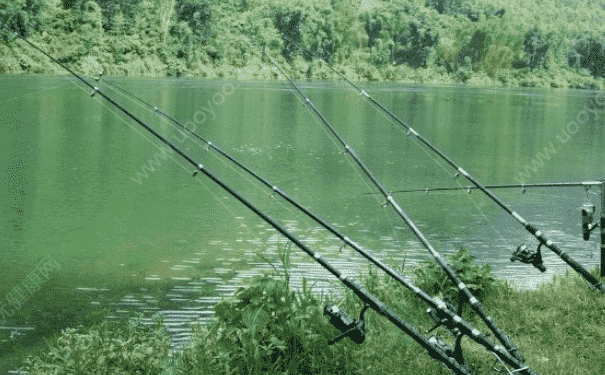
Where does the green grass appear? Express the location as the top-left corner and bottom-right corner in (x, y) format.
(18, 247), (605, 374)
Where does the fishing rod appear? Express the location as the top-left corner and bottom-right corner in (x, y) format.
(98, 76), (537, 374)
(242, 34), (528, 364)
(8, 32), (475, 375)
(286, 39), (605, 294)
(364, 181), (603, 195)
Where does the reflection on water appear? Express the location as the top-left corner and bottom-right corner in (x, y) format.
(1, 77), (603, 371)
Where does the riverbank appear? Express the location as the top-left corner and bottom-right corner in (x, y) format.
(17, 248), (605, 374)
(1, 0), (605, 89)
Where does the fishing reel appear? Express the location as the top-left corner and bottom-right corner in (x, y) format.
(426, 296), (465, 364)
(323, 303), (369, 345)
(510, 242), (546, 272)
(580, 203), (599, 241)
(426, 296), (461, 336)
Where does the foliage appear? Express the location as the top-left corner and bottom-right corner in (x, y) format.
(61, 0), (139, 33)
(425, 0), (505, 21)
(206, 274), (350, 374)
(360, 3), (439, 68)
(567, 34), (605, 78)
(273, 9), (303, 61)
(24, 317), (174, 374)
(437, 14), (525, 81)
(175, 0), (211, 43)
(16, 258), (605, 374)
(95, 0), (141, 33)
(176, 239), (356, 375)
(0, 0), (44, 39)
(413, 247), (497, 305)
(513, 27), (554, 70)
(2, 0), (605, 87)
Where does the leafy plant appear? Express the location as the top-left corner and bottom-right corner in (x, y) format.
(568, 34), (605, 78)
(175, 0), (211, 43)
(208, 271), (351, 373)
(23, 315), (174, 374)
(513, 27), (554, 70)
(0, 0), (44, 39)
(413, 247), (497, 306)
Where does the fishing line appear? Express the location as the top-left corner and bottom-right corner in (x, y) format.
(100, 74), (398, 270)
(398, 121), (510, 244)
(263, 35), (509, 268)
(99, 77), (319, 222)
(242, 33), (536, 368)
(88, 63), (540, 373)
(100, 78), (273, 193)
(277, 33), (605, 294)
(0, 82), (71, 106)
(12, 34), (482, 375)
(263, 60), (410, 269)
(99, 76), (361, 266)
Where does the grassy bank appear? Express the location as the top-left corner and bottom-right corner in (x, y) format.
(18, 248), (605, 374)
(1, 0), (605, 89)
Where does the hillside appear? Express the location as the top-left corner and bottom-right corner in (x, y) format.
(1, 0), (604, 88)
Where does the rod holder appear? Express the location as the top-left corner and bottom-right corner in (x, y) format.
(511, 242), (546, 272)
(426, 296), (460, 335)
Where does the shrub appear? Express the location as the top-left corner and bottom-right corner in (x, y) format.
(209, 273), (349, 374)
(361, 4), (439, 68)
(568, 34), (605, 78)
(0, 0), (44, 39)
(413, 247), (497, 306)
(513, 28), (554, 70)
(24, 318), (173, 374)
(175, 0), (211, 43)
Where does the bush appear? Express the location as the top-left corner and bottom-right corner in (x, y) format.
(0, 0), (44, 39)
(24, 318), (173, 374)
(568, 34), (605, 78)
(175, 0), (211, 43)
(413, 247), (497, 306)
(361, 4), (439, 68)
(208, 273), (349, 374)
(513, 28), (554, 70)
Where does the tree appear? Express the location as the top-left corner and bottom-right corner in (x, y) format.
(0, 0), (44, 39)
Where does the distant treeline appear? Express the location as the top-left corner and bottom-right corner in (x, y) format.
(1, 0), (604, 88)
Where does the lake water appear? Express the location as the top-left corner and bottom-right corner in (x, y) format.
(1, 75), (603, 372)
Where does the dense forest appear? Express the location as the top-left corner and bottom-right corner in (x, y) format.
(1, 0), (604, 88)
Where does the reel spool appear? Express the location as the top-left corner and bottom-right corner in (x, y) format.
(511, 242), (546, 272)
(323, 303), (369, 345)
